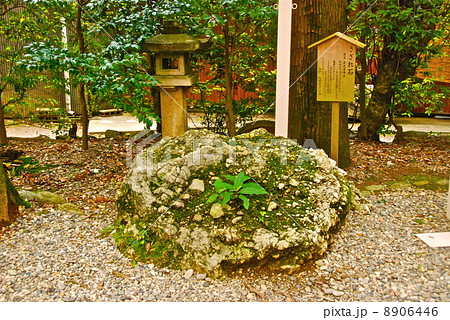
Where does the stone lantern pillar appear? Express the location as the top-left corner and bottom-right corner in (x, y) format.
(141, 21), (209, 137)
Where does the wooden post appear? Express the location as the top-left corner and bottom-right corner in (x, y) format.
(275, 0), (292, 138)
(331, 102), (340, 163)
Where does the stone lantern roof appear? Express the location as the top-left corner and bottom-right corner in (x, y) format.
(140, 21), (210, 53)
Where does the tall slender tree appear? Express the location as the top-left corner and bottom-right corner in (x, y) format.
(172, 0), (277, 136)
(288, 0), (350, 168)
(76, 0), (89, 150)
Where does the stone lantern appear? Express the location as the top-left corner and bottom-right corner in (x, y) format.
(141, 21), (209, 137)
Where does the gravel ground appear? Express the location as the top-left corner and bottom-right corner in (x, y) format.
(0, 188), (448, 302)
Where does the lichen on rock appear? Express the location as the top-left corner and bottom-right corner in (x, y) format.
(113, 129), (364, 278)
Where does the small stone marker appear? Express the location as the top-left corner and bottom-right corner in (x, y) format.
(308, 32), (365, 163)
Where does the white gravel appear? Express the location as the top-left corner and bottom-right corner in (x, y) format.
(0, 189), (448, 302)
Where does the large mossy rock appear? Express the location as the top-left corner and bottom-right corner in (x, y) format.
(114, 129), (363, 278)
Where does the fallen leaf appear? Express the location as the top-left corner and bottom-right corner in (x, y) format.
(112, 270), (130, 279)
(66, 279), (89, 289)
(93, 197), (114, 203)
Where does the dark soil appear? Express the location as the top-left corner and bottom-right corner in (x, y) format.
(347, 134), (450, 188)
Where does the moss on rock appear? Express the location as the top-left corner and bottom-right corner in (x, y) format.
(113, 129), (363, 278)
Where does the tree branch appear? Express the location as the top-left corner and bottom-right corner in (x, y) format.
(2, 90), (25, 108)
(0, 1), (25, 17)
(235, 21), (251, 38)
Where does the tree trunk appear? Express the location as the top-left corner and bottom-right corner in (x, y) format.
(364, 46), (421, 140)
(364, 56), (397, 140)
(289, 0), (350, 168)
(80, 83), (89, 150)
(0, 96), (7, 145)
(223, 20), (237, 137)
(357, 23), (368, 140)
(0, 164), (27, 227)
(76, 0), (89, 150)
(152, 87), (161, 132)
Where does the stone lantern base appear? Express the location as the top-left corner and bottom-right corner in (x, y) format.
(159, 86), (188, 137)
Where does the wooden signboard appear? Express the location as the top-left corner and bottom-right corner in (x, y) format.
(308, 32), (365, 163)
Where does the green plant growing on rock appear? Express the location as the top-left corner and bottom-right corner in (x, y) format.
(207, 172), (267, 209)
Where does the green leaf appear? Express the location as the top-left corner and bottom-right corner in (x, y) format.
(233, 172), (251, 190)
(239, 195), (249, 209)
(240, 183), (268, 195)
(224, 174), (236, 184)
(207, 193), (218, 203)
(222, 191), (232, 204)
(213, 179), (234, 192)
